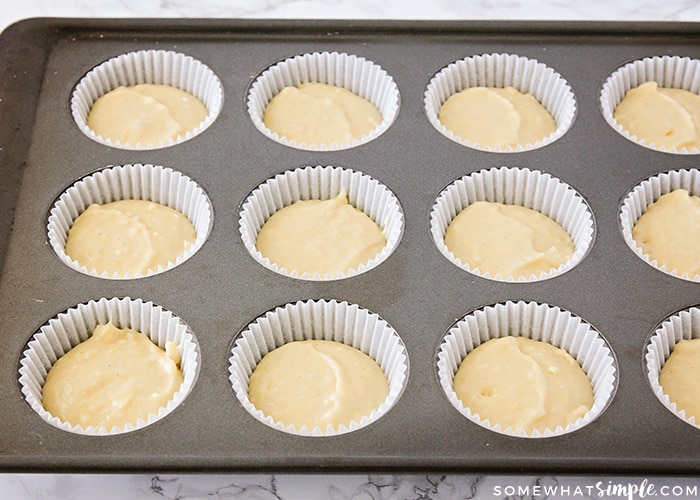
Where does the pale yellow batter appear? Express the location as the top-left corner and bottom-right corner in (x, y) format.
(453, 336), (593, 434)
(659, 338), (700, 421)
(263, 82), (382, 147)
(42, 322), (183, 430)
(632, 189), (700, 278)
(444, 201), (574, 279)
(614, 81), (700, 150)
(87, 84), (208, 146)
(255, 191), (386, 277)
(65, 199), (196, 277)
(438, 86), (556, 148)
(248, 340), (389, 431)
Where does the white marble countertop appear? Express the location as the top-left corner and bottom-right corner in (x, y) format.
(2, 1), (700, 499)
(2, 0), (700, 34)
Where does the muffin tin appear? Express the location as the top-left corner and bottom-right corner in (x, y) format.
(1, 18), (700, 474)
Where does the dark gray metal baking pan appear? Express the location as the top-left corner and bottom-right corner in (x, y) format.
(1, 18), (699, 474)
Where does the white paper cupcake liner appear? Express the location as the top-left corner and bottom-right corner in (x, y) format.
(436, 300), (618, 438)
(18, 297), (200, 436)
(423, 53), (576, 152)
(71, 49), (224, 150)
(247, 51), (400, 151)
(619, 168), (700, 282)
(239, 165), (404, 281)
(645, 306), (700, 429)
(600, 55), (700, 154)
(228, 299), (409, 437)
(47, 163), (213, 280)
(429, 166), (594, 282)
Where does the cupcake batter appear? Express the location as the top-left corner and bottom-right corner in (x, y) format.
(659, 338), (700, 421)
(65, 199), (196, 277)
(87, 83), (208, 146)
(255, 191), (385, 277)
(42, 322), (183, 430)
(614, 81), (700, 151)
(453, 336), (593, 434)
(632, 189), (700, 278)
(438, 86), (556, 148)
(263, 82), (382, 147)
(444, 200), (574, 279)
(248, 340), (389, 431)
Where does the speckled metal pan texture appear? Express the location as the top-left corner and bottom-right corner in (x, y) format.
(1, 18), (699, 474)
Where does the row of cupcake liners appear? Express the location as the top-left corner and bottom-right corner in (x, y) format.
(44, 162), (700, 284)
(69, 48), (699, 154)
(32, 161), (700, 437)
(20, 294), (700, 439)
(3, 19), (700, 472)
